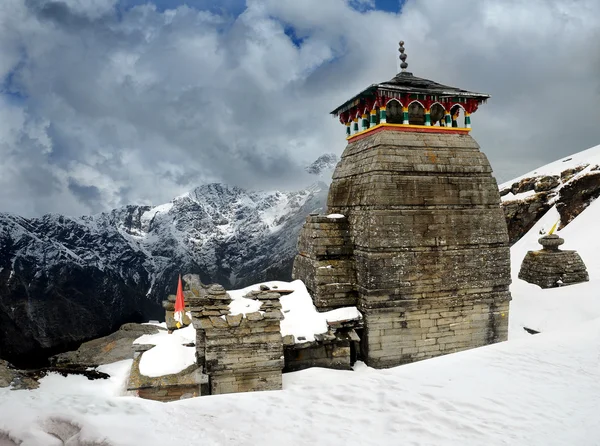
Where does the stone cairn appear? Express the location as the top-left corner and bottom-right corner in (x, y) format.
(185, 278), (284, 395)
(519, 234), (589, 288)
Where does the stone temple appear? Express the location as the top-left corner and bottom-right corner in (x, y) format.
(128, 43), (514, 402)
(519, 233), (588, 288)
(293, 42), (512, 368)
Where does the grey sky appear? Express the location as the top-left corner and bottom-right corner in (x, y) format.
(0, 0), (599, 216)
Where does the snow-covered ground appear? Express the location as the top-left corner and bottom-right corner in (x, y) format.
(499, 143), (600, 190)
(1, 319), (599, 445)
(508, 199), (600, 340)
(2, 164), (600, 445)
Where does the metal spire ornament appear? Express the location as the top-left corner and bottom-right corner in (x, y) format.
(399, 40), (408, 72)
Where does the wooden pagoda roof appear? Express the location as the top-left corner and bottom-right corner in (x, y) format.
(330, 71), (490, 116)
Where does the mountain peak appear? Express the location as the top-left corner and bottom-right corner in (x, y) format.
(306, 154), (338, 176)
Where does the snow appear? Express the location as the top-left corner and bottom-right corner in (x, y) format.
(228, 280), (360, 343)
(133, 323), (195, 346)
(141, 202), (174, 223)
(323, 306), (362, 323)
(499, 143), (600, 189)
(139, 343), (196, 378)
(327, 213), (345, 218)
(229, 297), (262, 315)
(508, 199), (600, 339)
(142, 321), (166, 329)
(1, 321), (599, 445)
(133, 325), (196, 377)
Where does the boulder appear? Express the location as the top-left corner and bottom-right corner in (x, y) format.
(511, 177), (538, 195)
(0, 360), (39, 390)
(534, 175), (560, 192)
(51, 323), (165, 368)
(561, 165), (588, 182)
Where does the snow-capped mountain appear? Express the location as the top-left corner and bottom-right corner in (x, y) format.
(0, 182), (328, 366)
(305, 153), (338, 176)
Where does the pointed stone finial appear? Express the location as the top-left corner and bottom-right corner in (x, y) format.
(538, 234), (564, 251)
(399, 40), (408, 72)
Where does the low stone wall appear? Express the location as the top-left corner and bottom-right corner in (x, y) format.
(189, 284), (284, 395)
(284, 340), (352, 372)
(137, 384), (202, 402)
(127, 352), (208, 402)
(293, 214), (357, 310)
(283, 313), (362, 372)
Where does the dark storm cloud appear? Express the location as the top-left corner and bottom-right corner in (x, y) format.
(0, 0), (598, 216)
(67, 178), (103, 209)
(27, 0), (96, 28)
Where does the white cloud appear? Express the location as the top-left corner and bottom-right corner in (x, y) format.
(0, 0), (598, 216)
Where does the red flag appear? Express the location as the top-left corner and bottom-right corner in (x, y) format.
(174, 274), (185, 328)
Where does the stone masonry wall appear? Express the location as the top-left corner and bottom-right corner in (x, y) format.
(189, 284), (284, 395)
(519, 250), (589, 288)
(292, 214), (357, 310)
(300, 130), (513, 368)
(363, 297), (509, 367)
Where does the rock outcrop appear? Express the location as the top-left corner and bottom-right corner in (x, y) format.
(52, 323), (165, 368)
(556, 171), (600, 228)
(502, 193), (552, 245)
(501, 160), (600, 245)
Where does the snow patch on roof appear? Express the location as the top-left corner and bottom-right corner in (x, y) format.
(228, 280), (360, 343)
(133, 324), (195, 346)
(139, 343), (196, 378)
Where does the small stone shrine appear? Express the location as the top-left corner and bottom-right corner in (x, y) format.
(130, 274), (364, 401)
(519, 234), (589, 288)
(293, 41), (512, 368)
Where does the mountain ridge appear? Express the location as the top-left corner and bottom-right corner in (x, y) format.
(0, 181), (329, 366)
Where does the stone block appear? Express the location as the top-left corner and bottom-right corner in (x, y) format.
(246, 311), (264, 321)
(226, 314), (243, 327)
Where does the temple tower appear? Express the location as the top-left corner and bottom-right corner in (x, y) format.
(293, 42), (512, 368)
